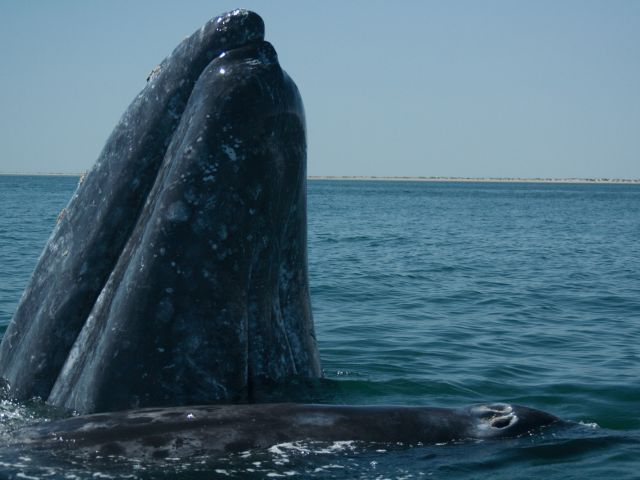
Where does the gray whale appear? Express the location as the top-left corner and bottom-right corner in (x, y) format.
(0, 9), (320, 414)
(15, 403), (562, 460)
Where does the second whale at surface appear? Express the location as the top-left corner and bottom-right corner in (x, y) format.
(14, 403), (562, 460)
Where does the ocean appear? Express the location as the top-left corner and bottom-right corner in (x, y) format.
(0, 175), (638, 478)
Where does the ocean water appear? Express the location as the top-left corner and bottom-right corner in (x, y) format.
(0, 175), (638, 478)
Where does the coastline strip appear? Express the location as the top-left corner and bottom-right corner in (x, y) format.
(307, 176), (640, 185)
(1, 173), (639, 184)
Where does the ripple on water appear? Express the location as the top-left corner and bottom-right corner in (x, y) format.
(0, 178), (639, 478)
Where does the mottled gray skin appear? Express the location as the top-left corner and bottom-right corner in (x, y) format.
(0, 10), (320, 411)
(14, 403), (562, 461)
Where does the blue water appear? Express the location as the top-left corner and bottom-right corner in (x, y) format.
(0, 175), (639, 478)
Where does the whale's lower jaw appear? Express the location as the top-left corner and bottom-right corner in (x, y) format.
(14, 403), (563, 461)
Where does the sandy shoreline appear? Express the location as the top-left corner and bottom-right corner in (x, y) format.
(308, 176), (640, 185)
(1, 172), (639, 184)
(0, 172), (83, 177)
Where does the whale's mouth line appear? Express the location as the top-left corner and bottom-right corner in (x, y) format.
(150, 39), (268, 84)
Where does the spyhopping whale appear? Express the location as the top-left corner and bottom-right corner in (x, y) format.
(0, 9), (320, 414)
(0, 9), (562, 456)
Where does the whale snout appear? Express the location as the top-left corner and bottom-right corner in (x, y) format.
(467, 402), (561, 438)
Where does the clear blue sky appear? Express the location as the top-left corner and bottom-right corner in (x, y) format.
(1, 1), (638, 178)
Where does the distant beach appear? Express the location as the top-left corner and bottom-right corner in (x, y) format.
(0, 172), (82, 177)
(308, 176), (640, 185)
(1, 173), (639, 184)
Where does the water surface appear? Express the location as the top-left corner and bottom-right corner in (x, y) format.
(0, 176), (638, 478)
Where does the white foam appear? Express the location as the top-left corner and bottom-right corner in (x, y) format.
(268, 440), (357, 457)
(578, 421), (600, 429)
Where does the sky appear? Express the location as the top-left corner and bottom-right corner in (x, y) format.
(0, 0), (639, 179)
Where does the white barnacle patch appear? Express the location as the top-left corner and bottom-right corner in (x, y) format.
(146, 64), (162, 83)
(219, 67), (226, 75)
(222, 145), (237, 161)
(202, 163), (218, 183)
(183, 145), (195, 159)
(166, 201), (190, 222)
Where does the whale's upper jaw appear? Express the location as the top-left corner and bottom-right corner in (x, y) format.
(193, 9), (265, 58)
(466, 403), (561, 438)
(148, 9), (265, 87)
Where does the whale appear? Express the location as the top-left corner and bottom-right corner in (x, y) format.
(0, 8), (563, 456)
(0, 9), (268, 403)
(0, 9), (320, 414)
(14, 403), (562, 460)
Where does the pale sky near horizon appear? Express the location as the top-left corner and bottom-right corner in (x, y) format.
(1, 1), (639, 178)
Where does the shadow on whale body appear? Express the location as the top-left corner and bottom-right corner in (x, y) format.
(0, 8), (563, 455)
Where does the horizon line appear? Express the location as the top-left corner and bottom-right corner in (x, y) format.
(1, 172), (639, 184)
